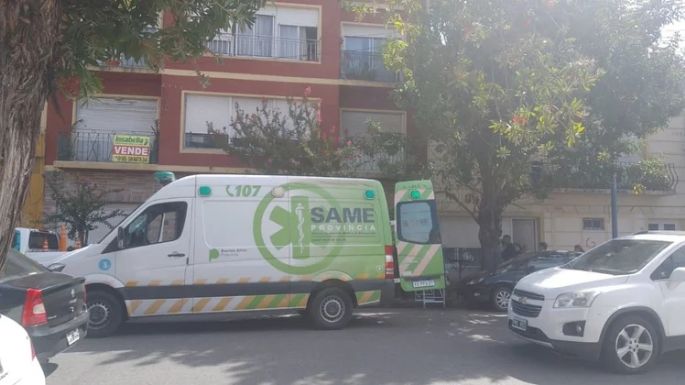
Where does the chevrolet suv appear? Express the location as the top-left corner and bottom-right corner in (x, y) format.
(508, 232), (685, 373)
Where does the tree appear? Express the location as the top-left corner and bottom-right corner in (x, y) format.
(45, 172), (124, 246)
(384, 0), (684, 271)
(0, 0), (265, 269)
(210, 89), (358, 176)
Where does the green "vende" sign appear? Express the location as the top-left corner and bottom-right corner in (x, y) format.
(112, 134), (151, 163)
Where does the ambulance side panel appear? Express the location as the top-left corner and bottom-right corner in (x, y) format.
(189, 175), (293, 313)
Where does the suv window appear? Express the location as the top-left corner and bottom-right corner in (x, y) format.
(123, 202), (187, 249)
(564, 239), (671, 275)
(0, 250), (46, 281)
(651, 246), (685, 280)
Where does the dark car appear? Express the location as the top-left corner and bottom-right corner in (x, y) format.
(457, 250), (580, 312)
(0, 249), (88, 362)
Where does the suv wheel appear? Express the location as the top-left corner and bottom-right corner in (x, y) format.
(602, 315), (660, 374)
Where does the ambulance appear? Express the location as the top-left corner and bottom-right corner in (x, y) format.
(51, 175), (445, 336)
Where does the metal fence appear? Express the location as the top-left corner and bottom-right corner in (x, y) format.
(207, 33), (320, 62)
(340, 50), (398, 82)
(58, 131), (158, 163)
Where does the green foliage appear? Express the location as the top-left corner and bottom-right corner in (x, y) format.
(383, 0), (684, 270)
(209, 91), (356, 176)
(56, 0), (265, 96)
(45, 172), (124, 245)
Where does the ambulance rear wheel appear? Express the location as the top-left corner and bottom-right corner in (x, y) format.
(86, 290), (124, 338)
(308, 287), (353, 330)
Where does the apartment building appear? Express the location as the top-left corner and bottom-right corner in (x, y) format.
(38, 1), (410, 241)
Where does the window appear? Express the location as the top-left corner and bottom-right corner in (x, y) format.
(72, 97), (158, 162)
(236, 15), (274, 57)
(582, 218), (605, 231)
(184, 94), (290, 149)
(564, 239), (671, 275)
(278, 25), (317, 60)
(0, 250), (46, 281)
(652, 246), (685, 280)
(11, 230), (20, 251)
(397, 201), (440, 244)
(648, 222), (677, 231)
(28, 231), (59, 251)
(207, 6), (320, 61)
(341, 110), (405, 138)
(123, 202), (187, 249)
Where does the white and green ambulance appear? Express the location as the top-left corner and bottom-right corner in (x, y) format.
(51, 175), (444, 336)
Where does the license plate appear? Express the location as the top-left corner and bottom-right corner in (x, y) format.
(66, 329), (80, 345)
(511, 317), (528, 332)
(412, 279), (435, 288)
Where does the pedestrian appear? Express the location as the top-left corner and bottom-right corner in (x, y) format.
(574, 244), (584, 253)
(501, 235), (517, 260)
(538, 241), (548, 251)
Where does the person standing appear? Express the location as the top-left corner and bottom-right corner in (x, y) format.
(501, 235), (517, 261)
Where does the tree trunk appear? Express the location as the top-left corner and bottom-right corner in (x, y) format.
(477, 188), (503, 273)
(0, 1), (62, 269)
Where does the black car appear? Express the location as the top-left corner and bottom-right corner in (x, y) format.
(457, 251), (580, 312)
(0, 249), (88, 362)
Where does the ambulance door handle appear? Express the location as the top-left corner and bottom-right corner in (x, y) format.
(168, 252), (186, 258)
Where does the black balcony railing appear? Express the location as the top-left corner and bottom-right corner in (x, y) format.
(535, 160), (678, 192)
(207, 33), (320, 62)
(97, 55), (148, 69)
(58, 131), (158, 164)
(340, 50), (398, 82)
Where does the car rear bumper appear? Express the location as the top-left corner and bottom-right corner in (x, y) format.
(508, 320), (602, 361)
(30, 311), (88, 360)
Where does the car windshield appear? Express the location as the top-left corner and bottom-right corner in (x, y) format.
(564, 239), (671, 275)
(0, 250), (47, 281)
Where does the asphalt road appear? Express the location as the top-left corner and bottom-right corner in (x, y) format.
(46, 308), (685, 385)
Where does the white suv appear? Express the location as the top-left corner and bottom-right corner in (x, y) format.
(508, 232), (685, 373)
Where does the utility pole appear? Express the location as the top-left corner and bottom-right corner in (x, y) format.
(611, 169), (618, 238)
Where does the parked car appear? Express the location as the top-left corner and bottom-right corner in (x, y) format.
(0, 314), (46, 385)
(458, 251), (580, 312)
(0, 249), (88, 363)
(509, 232), (685, 373)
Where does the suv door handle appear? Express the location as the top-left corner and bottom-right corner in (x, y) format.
(167, 252), (186, 258)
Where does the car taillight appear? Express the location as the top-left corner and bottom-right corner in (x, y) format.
(385, 245), (395, 279)
(22, 288), (48, 327)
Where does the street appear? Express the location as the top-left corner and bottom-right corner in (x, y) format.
(46, 308), (685, 385)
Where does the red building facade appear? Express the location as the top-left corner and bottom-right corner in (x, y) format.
(42, 1), (410, 239)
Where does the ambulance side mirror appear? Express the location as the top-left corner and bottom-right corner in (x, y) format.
(117, 227), (126, 250)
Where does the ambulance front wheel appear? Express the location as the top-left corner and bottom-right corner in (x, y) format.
(86, 289), (124, 338)
(308, 287), (354, 330)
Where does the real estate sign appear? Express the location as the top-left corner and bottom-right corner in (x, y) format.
(112, 134), (151, 163)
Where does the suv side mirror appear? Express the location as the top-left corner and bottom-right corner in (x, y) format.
(670, 267), (685, 283)
(117, 227), (126, 250)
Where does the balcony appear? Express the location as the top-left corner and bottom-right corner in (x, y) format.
(207, 33), (320, 62)
(535, 160), (678, 193)
(340, 50), (398, 83)
(57, 131), (158, 164)
(97, 56), (148, 70)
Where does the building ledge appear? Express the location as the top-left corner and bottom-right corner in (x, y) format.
(552, 187), (676, 196)
(50, 161), (252, 174)
(90, 66), (395, 88)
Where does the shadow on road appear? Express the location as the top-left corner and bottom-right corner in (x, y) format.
(51, 308), (685, 385)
